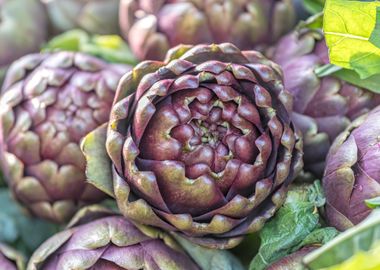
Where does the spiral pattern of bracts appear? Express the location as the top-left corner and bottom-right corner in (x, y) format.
(0, 52), (130, 223)
(120, 0), (297, 60)
(324, 106), (380, 231)
(106, 43), (303, 248)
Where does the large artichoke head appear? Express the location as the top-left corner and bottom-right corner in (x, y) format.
(83, 43), (304, 249)
(0, 244), (25, 270)
(27, 206), (200, 270)
(42, 0), (120, 35)
(120, 0), (297, 60)
(0, 0), (48, 80)
(273, 29), (380, 177)
(323, 106), (380, 231)
(0, 52), (130, 223)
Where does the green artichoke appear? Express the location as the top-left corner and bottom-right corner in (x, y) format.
(0, 0), (48, 82)
(272, 28), (380, 177)
(120, 0), (297, 60)
(82, 43), (304, 249)
(27, 206), (243, 270)
(42, 0), (120, 35)
(0, 52), (131, 223)
(0, 244), (25, 270)
(323, 106), (380, 231)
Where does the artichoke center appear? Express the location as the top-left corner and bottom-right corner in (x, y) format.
(192, 119), (229, 148)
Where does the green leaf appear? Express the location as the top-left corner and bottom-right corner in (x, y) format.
(365, 196), (380, 209)
(81, 124), (114, 198)
(303, 0), (326, 15)
(42, 29), (89, 52)
(316, 64), (380, 93)
(296, 12), (324, 30)
(80, 35), (137, 65)
(369, 7), (380, 47)
(0, 189), (60, 257)
(248, 181), (337, 270)
(43, 29), (137, 65)
(231, 234), (261, 268)
(294, 227), (339, 252)
(324, 244), (380, 270)
(303, 210), (380, 269)
(323, 0), (380, 79)
(173, 235), (245, 270)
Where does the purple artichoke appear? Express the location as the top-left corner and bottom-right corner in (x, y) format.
(0, 244), (24, 270)
(42, 0), (120, 35)
(0, 52), (130, 223)
(273, 29), (380, 177)
(323, 106), (380, 231)
(0, 0), (48, 81)
(82, 43), (303, 249)
(120, 0), (297, 60)
(27, 206), (199, 270)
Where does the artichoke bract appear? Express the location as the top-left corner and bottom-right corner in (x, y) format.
(273, 29), (380, 177)
(27, 207), (200, 270)
(0, 52), (130, 223)
(0, 0), (48, 82)
(42, 0), (120, 35)
(0, 244), (25, 270)
(120, 0), (297, 60)
(82, 43), (303, 248)
(323, 106), (380, 231)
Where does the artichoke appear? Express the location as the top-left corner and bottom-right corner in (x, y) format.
(27, 206), (200, 270)
(272, 29), (380, 177)
(42, 0), (120, 35)
(120, 0), (297, 60)
(82, 43), (304, 249)
(0, 244), (25, 270)
(0, 52), (130, 223)
(323, 106), (380, 231)
(0, 0), (48, 82)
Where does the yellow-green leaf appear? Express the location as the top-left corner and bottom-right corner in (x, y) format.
(323, 0), (380, 79)
(325, 244), (380, 270)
